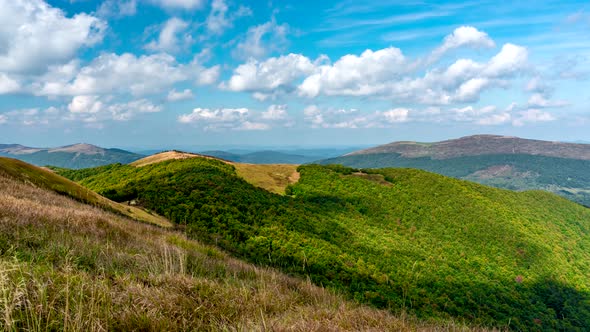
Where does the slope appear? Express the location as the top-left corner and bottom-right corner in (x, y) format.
(0, 159), (470, 331)
(57, 157), (590, 330)
(0, 143), (143, 169)
(320, 135), (590, 206)
(0, 157), (171, 228)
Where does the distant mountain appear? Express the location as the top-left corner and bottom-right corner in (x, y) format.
(318, 135), (590, 206)
(348, 134), (590, 159)
(201, 150), (320, 164)
(0, 143), (143, 169)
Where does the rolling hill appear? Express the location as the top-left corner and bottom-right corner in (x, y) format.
(0, 156), (456, 331)
(318, 135), (590, 206)
(56, 155), (590, 330)
(200, 150), (319, 164)
(0, 143), (144, 169)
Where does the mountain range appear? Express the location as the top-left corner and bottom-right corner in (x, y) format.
(318, 135), (590, 206)
(0, 143), (144, 169)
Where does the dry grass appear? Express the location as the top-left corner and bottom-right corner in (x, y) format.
(0, 170), (497, 331)
(233, 164), (299, 194)
(0, 157), (171, 228)
(131, 151), (224, 167)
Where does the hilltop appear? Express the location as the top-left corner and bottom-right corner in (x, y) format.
(320, 135), (590, 206)
(0, 157), (449, 331)
(130, 150), (299, 194)
(57, 155), (590, 330)
(0, 143), (143, 169)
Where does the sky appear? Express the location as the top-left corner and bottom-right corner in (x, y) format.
(0, 0), (589, 149)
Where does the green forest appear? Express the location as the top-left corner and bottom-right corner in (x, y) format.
(318, 153), (590, 206)
(57, 158), (590, 331)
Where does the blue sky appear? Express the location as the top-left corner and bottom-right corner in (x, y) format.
(0, 0), (589, 148)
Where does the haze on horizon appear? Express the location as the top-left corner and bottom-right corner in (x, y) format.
(0, 0), (589, 148)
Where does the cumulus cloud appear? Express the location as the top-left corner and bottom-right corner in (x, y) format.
(233, 19), (289, 60)
(0, 74), (20, 94)
(0, 0), (106, 74)
(34, 53), (219, 97)
(149, 0), (205, 10)
(224, 54), (316, 95)
(429, 26), (495, 63)
(0, 114), (7, 124)
(167, 88), (194, 101)
(178, 107), (249, 130)
(145, 17), (192, 53)
(298, 47), (408, 98)
(67, 96), (162, 122)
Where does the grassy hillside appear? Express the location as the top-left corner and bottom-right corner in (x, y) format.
(318, 153), (590, 206)
(57, 157), (590, 330)
(0, 157), (171, 228)
(0, 160), (471, 331)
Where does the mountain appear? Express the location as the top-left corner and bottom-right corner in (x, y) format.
(318, 135), (590, 206)
(0, 143), (144, 169)
(0, 156), (437, 331)
(56, 154), (590, 330)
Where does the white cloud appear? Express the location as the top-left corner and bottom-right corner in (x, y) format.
(381, 108), (409, 123)
(527, 93), (568, 108)
(67, 96), (162, 122)
(261, 104), (289, 120)
(205, 0), (252, 35)
(224, 54), (316, 94)
(0, 74), (20, 94)
(178, 107), (249, 130)
(178, 105), (293, 130)
(299, 47), (407, 98)
(239, 121), (270, 130)
(0, 114), (7, 124)
(233, 19), (289, 60)
(97, 0), (137, 18)
(206, 0), (230, 35)
(3, 107), (61, 126)
(145, 18), (192, 53)
(149, 0), (205, 10)
(483, 43), (528, 77)
(167, 88), (194, 101)
(429, 26), (495, 62)
(0, 0), (106, 74)
(34, 53), (218, 97)
(512, 109), (555, 126)
(293, 42), (527, 104)
(304, 105), (410, 129)
(68, 95), (103, 113)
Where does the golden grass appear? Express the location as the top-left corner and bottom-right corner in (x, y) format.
(0, 157), (172, 228)
(130, 151), (223, 167)
(0, 169), (497, 331)
(233, 163), (299, 194)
